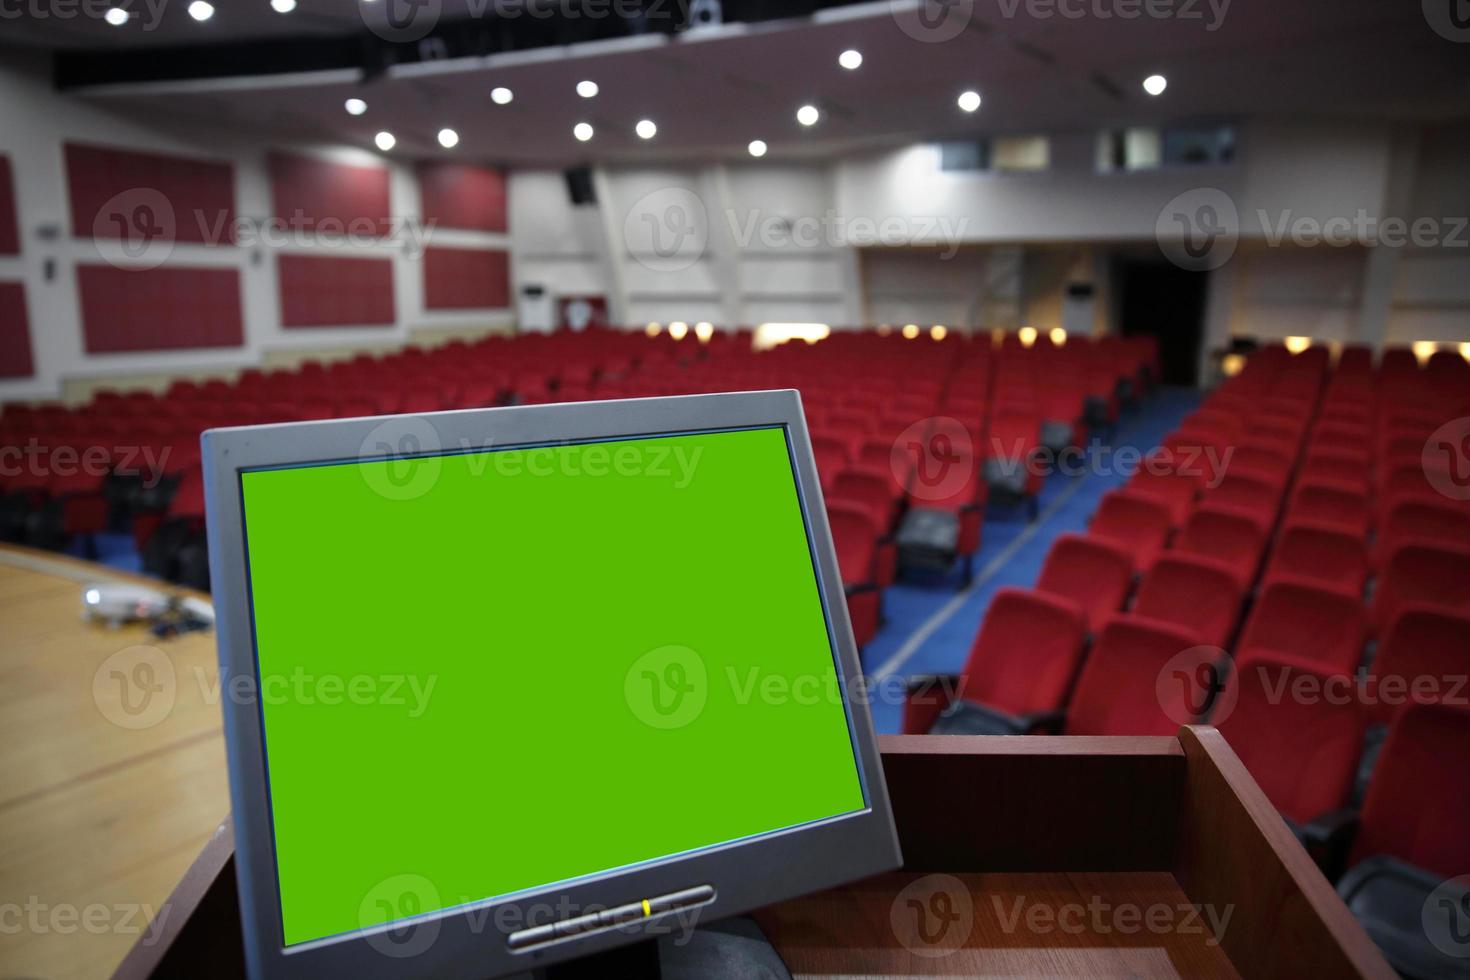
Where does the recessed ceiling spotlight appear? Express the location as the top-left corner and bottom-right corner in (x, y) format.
(796, 104), (820, 126)
(104, 7), (129, 25)
(1143, 74), (1168, 96)
(635, 119), (657, 140)
(374, 131), (396, 151)
(344, 98), (367, 116)
(491, 86), (514, 105)
(957, 89), (982, 112)
(838, 49), (862, 70)
(270, 0), (296, 12)
(748, 139), (768, 158)
(187, 1), (214, 21)
(573, 122), (594, 142)
(577, 80), (599, 98)
(437, 128), (460, 149)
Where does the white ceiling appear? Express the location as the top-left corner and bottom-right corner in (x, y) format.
(22, 0), (1470, 167)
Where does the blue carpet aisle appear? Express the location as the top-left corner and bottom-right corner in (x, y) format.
(862, 386), (1203, 734)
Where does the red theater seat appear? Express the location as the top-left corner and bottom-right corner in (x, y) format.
(1126, 461), (1199, 527)
(1262, 521), (1369, 597)
(1236, 580), (1367, 675)
(1086, 489), (1172, 571)
(1172, 504), (1268, 589)
(826, 502), (883, 649)
(1374, 498), (1470, 568)
(1370, 542), (1470, 634)
(1200, 469), (1283, 529)
(1131, 553), (1244, 648)
(830, 465), (899, 534)
(1063, 615), (1209, 736)
(1364, 608), (1470, 724)
(1033, 533), (1134, 634)
(1285, 480), (1372, 538)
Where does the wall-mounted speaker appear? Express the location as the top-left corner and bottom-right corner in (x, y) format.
(564, 166), (596, 206)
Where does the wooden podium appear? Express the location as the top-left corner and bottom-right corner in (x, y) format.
(113, 729), (1395, 979)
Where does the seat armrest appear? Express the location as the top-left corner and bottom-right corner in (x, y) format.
(1296, 808), (1360, 879)
(1015, 709), (1066, 734)
(901, 674), (962, 735)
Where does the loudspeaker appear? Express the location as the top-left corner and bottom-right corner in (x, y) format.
(564, 166), (596, 206)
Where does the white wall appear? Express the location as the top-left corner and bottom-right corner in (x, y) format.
(0, 52), (510, 401)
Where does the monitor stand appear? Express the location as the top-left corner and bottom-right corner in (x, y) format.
(533, 917), (792, 980)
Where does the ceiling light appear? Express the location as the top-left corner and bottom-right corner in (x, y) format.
(1412, 341), (1438, 365)
(839, 49), (862, 70)
(635, 119), (657, 140)
(748, 140), (768, 158)
(796, 105), (820, 127)
(344, 98), (367, 116)
(645, 322), (661, 337)
(1049, 327), (1067, 346)
(374, 131), (396, 151)
(901, 324), (919, 339)
(105, 7), (129, 25)
(577, 80), (599, 98)
(1284, 335), (1311, 354)
(1143, 74), (1168, 96)
(270, 0), (296, 11)
(491, 87), (514, 105)
(187, 1), (214, 21)
(573, 122), (594, 142)
(957, 90), (982, 113)
(930, 325), (947, 341)
(1460, 342), (1470, 363)
(695, 322), (714, 342)
(437, 128), (459, 149)
(668, 321), (689, 340)
(1018, 326), (1038, 347)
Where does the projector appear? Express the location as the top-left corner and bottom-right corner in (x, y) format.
(81, 583), (170, 625)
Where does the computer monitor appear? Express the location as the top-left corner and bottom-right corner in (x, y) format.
(202, 390), (902, 980)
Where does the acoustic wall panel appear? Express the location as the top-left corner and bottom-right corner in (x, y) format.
(416, 162), (507, 233)
(268, 152), (391, 235)
(0, 283), (34, 378)
(277, 253), (395, 327)
(65, 143), (235, 244)
(77, 265), (243, 353)
(423, 247), (511, 310)
(0, 156), (18, 255)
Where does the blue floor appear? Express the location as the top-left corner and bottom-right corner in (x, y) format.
(862, 387), (1203, 734)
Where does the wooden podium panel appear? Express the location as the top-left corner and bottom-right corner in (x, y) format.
(111, 732), (1395, 980)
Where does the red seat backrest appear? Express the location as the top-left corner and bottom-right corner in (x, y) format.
(1033, 533), (1134, 634)
(1065, 615), (1210, 736)
(825, 502), (878, 587)
(1087, 489), (1173, 571)
(1236, 580), (1367, 675)
(1366, 608), (1470, 725)
(957, 588), (1087, 717)
(1132, 553), (1243, 648)
(830, 465), (897, 532)
(1285, 479), (1372, 538)
(1263, 521), (1369, 597)
(1371, 542), (1470, 633)
(1173, 504), (1268, 588)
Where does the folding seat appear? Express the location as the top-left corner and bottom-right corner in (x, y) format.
(1236, 580), (1366, 675)
(1126, 454), (1200, 527)
(1283, 479), (1371, 538)
(1306, 422), (1368, 456)
(1172, 504), (1268, 589)
(1335, 344), (1374, 376)
(808, 435), (851, 492)
(1086, 489), (1173, 571)
(1033, 533), (1134, 634)
(1371, 541), (1470, 635)
(1377, 460), (1453, 518)
(1218, 654), (1366, 827)
(1262, 521), (1369, 598)
(1061, 615), (1210, 736)
(981, 410), (1043, 516)
(1296, 449), (1370, 496)
(902, 588), (1088, 735)
(830, 465), (900, 535)
(894, 427), (987, 581)
(1227, 441), (1293, 479)
(1364, 608), (1470, 724)
(1132, 553), (1243, 648)
(1374, 498), (1470, 568)
(141, 466), (211, 590)
(1337, 704), (1470, 979)
(1200, 469), (1283, 530)
(826, 502), (883, 649)
(1252, 417), (1302, 452)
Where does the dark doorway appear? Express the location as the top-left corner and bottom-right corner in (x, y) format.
(1114, 259), (1210, 386)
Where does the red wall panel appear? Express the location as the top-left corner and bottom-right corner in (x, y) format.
(277, 253), (396, 328)
(423, 247), (510, 310)
(0, 156), (18, 255)
(65, 143), (235, 245)
(416, 162), (507, 233)
(0, 283), (34, 378)
(77, 265), (243, 354)
(268, 152), (391, 235)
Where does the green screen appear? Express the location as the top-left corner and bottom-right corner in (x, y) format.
(239, 426), (866, 947)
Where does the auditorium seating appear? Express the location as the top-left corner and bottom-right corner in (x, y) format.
(1062, 615), (1208, 736)
(1131, 553), (1244, 648)
(1172, 504), (1268, 588)
(1234, 580), (1367, 675)
(826, 501), (886, 649)
(1085, 489), (1172, 571)
(1261, 521), (1370, 597)
(1033, 533), (1133, 634)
